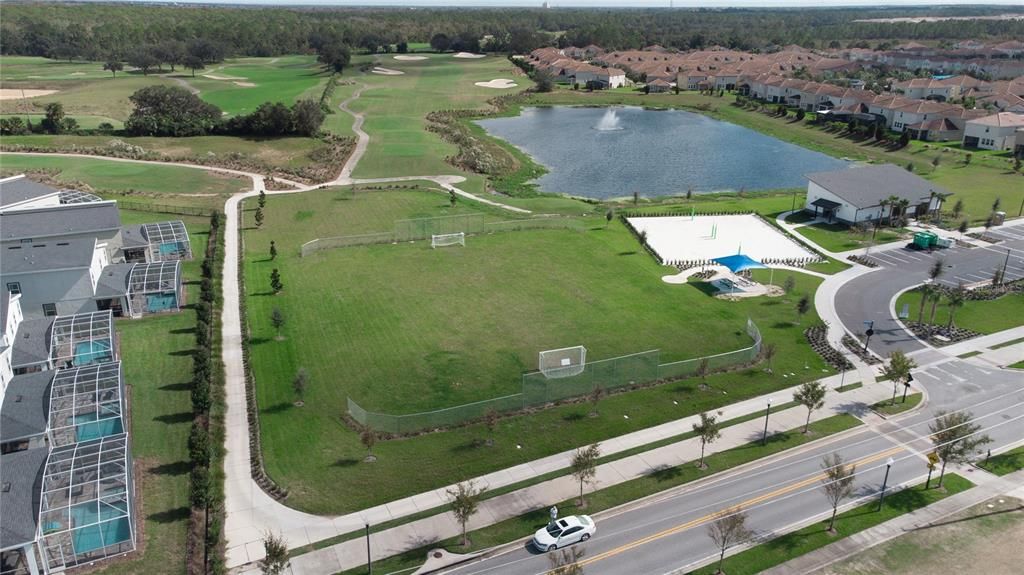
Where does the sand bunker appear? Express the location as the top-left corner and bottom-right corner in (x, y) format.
(70, 72), (86, 76)
(453, 52), (486, 59)
(475, 78), (518, 89)
(233, 81), (256, 87)
(372, 67), (405, 76)
(202, 73), (247, 81)
(394, 55), (428, 61)
(0, 89), (58, 100)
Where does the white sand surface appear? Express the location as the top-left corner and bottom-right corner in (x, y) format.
(233, 81), (256, 87)
(371, 67), (405, 76)
(0, 89), (58, 100)
(626, 214), (816, 263)
(474, 78), (518, 89)
(394, 55), (428, 61)
(453, 52), (486, 59)
(202, 74), (247, 81)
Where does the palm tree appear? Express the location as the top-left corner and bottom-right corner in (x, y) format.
(897, 198), (911, 226)
(919, 258), (944, 326)
(945, 286), (966, 330)
(886, 195), (901, 226)
(879, 198), (891, 227)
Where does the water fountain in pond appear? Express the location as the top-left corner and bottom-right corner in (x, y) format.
(593, 108), (623, 131)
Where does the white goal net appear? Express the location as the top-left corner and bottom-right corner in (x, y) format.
(431, 232), (465, 248)
(538, 346), (587, 379)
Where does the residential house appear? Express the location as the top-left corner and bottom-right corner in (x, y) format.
(963, 112), (1024, 151)
(804, 164), (950, 224)
(646, 78), (673, 93)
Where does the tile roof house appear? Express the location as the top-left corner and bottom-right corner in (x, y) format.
(962, 112), (1024, 152)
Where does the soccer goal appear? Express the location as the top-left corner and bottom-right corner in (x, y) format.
(431, 232), (465, 248)
(538, 346), (587, 379)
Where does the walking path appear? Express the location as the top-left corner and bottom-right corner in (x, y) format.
(760, 467), (1024, 575)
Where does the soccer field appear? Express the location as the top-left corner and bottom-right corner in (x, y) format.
(242, 187), (832, 513)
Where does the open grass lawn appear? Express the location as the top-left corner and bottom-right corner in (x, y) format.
(2, 133), (324, 171)
(243, 188), (832, 513)
(1011, 360), (1024, 369)
(91, 213), (208, 575)
(795, 222), (908, 253)
(347, 54), (525, 183)
(979, 445), (1024, 476)
(0, 154), (247, 209)
(182, 55), (329, 117)
(820, 495), (1023, 575)
(0, 56), (124, 81)
(895, 289), (1024, 334)
(0, 76), (176, 121)
(691, 474), (974, 575)
(525, 89), (1021, 224)
(0, 112), (123, 129)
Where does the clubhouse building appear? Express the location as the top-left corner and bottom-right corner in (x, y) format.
(803, 164), (950, 225)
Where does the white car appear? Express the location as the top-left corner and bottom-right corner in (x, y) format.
(532, 515), (596, 552)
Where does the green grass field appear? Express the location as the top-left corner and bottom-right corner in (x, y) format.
(243, 187), (833, 513)
(978, 446), (1024, 476)
(872, 392), (923, 416)
(0, 154), (247, 208)
(347, 54), (524, 184)
(93, 212), (209, 575)
(180, 55), (329, 117)
(895, 289), (1024, 334)
(0, 112), (122, 129)
(1, 76), (177, 121)
(794, 222), (908, 253)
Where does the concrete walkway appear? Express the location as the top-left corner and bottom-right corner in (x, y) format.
(232, 378), (898, 574)
(761, 467), (1024, 575)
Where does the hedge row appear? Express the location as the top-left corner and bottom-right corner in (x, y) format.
(187, 212), (227, 575)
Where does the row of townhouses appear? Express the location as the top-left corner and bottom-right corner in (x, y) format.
(1, 176), (193, 575)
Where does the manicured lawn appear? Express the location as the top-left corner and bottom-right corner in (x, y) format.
(1, 133), (325, 171)
(182, 55), (330, 117)
(243, 187), (833, 513)
(0, 153), (247, 208)
(93, 212), (208, 575)
(1010, 360), (1024, 369)
(979, 446), (1024, 476)
(0, 56), (123, 81)
(0, 75), (175, 121)
(690, 474), (974, 575)
(836, 382), (863, 393)
(347, 54), (526, 189)
(895, 289), (1024, 334)
(794, 222), (907, 253)
(526, 89), (1021, 224)
(872, 392), (923, 416)
(0, 112), (122, 129)
(333, 414), (863, 573)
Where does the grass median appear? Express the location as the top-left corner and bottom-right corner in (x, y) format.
(331, 413), (862, 575)
(978, 445), (1024, 476)
(871, 392), (923, 416)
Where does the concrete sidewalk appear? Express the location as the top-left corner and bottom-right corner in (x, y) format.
(761, 467), (1024, 575)
(260, 381), (898, 575)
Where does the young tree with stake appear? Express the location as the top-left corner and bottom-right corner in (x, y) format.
(270, 269), (283, 294)
(761, 342), (777, 374)
(360, 425), (377, 462)
(447, 481), (485, 547)
(571, 444), (601, 508)
(692, 411), (721, 469)
(255, 206), (265, 228)
(793, 381), (826, 433)
(796, 295), (810, 324)
(269, 240), (277, 261)
(706, 507), (753, 574)
(929, 410), (992, 488)
(270, 307), (285, 339)
(292, 368), (307, 405)
(819, 452), (856, 533)
(882, 350), (916, 406)
(259, 531), (290, 575)
(588, 385), (604, 417)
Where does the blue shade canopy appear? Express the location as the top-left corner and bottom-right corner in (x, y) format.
(712, 254), (767, 273)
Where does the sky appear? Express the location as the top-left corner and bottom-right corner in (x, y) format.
(117, 1), (1024, 7)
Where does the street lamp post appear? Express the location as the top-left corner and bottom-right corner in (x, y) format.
(761, 398), (772, 446)
(366, 524), (372, 575)
(877, 457), (894, 511)
(863, 320), (875, 353)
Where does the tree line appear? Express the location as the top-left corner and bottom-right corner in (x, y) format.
(3, 3), (1023, 61)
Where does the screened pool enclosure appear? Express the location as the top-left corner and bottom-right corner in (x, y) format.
(142, 221), (191, 262)
(37, 434), (135, 570)
(48, 311), (115, 369)
(126, 261), (182, 315)
(47, 363), (125, 447)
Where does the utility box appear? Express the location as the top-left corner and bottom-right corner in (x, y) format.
(992, 211), (1006, 226)
(936, 237), (954, 249)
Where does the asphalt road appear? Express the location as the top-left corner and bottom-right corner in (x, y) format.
(834, 220), (1024, 358)
(440, 360), (1024, 575)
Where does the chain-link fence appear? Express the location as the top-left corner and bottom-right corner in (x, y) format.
(349, 319), (763, 434)
(300, 232), (396, 256)
(394, 213), (486, 242)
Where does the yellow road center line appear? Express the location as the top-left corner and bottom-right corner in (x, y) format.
(557, 446), (904, 571)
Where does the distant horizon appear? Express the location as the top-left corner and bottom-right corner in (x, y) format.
(62, 1), (1024, 9)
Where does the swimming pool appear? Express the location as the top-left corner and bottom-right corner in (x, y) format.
(74, 410), (123, 441)
(70, 501), (131, 554)
(73, 340), (113, 366)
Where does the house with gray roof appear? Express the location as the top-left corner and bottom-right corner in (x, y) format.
(803, 164), (951, 224)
